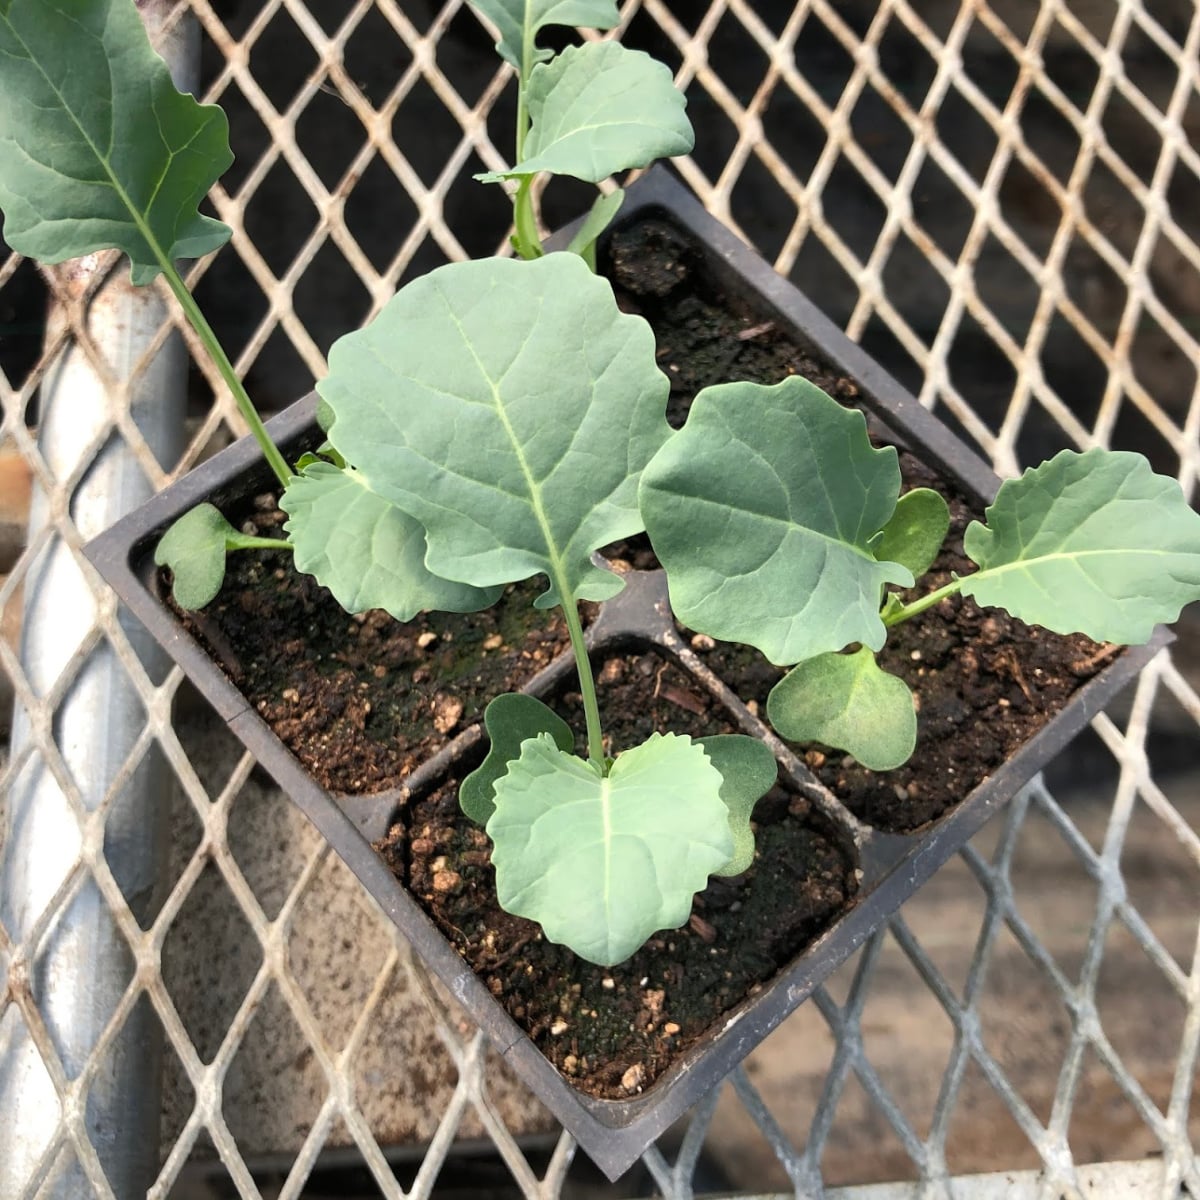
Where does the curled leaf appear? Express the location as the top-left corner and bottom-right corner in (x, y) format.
(566, 190), (625, 268)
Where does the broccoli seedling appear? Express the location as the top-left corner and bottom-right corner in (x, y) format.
(638, 376), (1200, 770)
(5, 0), (1196, 967)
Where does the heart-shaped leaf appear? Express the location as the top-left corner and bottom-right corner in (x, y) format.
(319, 252), (671, 610)
(698, 735), (778, 877)
(640, 376), (914, 665)
(154, 503), (237, 611)
(873, 487), (950, 580)
(0, 0), (232, 284)
(767, 648), (916, 771)
(487, 732), (732, 965)
(467, 0), (619, 69)
(279, 461), (502, 622)
(962, 448), (1200, 644)
(460, 693), (575, 824)
(478, 42), (693, 184)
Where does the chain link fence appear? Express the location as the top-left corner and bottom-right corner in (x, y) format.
(1, 1), (1197, 1196)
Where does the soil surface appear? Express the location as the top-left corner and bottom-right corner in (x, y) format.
(178, 532), (586, 793)
(168, 213), (1112, 1099)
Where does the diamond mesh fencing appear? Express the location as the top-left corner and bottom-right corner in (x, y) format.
(0, 0), (1198, 1197)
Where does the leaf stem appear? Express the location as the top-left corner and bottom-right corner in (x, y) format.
(509, 21), (545, 260)
(881, 576), (965, 628)
(516, 19), (535, 162)
(159, 261), (294, 489)
(226, 533), (292, 553)
(512, 176), (544, 259)
(561, 599), (605, 773)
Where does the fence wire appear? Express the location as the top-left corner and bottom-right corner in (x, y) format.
(1, 1), (1198, 1197)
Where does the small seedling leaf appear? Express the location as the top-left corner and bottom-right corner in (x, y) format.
(293, 442), (345, 472)
(487, 732), (732, 965)
(280, 461), (501, 622)
(316, 397), (336, 432)
(640, 377), (914, 665)
(319, 253), (671, 609)
(154, 503), (236, 611)
(767, 647), (917, 771)
(698, 735), (779, 876)
(460, 693), (575, 824)
(478, 43), (694, 184)
(0, 0), (232, 283)
(873, 487), (950, 579)
(467, 0), (619, 69)
(962, 448), (1200, 644)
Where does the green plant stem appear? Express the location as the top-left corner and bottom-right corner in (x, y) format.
(226, 533), (292, 553)
(515, 17), (537, 160)
(513, 176), (544, 259)
(515, 75), (529, 162)
(562, 599), (605, 773)
(160, 260), (294, 489)
(509, 24), (544, 261)
(881, 577), (965, 628)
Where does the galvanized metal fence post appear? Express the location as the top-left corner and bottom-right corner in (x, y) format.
(0, 6), (197, 1196)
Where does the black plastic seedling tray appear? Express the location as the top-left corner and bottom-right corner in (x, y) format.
(85, 169), (1166, 1180)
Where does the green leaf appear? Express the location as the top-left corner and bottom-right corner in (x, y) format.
(487, 732), (732, 965)
(294, 441), (345, 472)
(640, 376), (914, 665)
(467, 0), (619, 70)
(0, 0), (232, 284)
(319, 252), (671, 610)
(279, 461), (502, 622)
(566, 190), (625, 267)
(961, 448), (1200, 644)
(873, 488), (950, 580)
(460, 693), (574, 824)
(698, 735), (778, 877)
(316, 397), (336, 433)
(767, 648), (917, 771)
(154, 503), (237, 611)
(880, 592), (906, 622)
(477, 43), (694, 184)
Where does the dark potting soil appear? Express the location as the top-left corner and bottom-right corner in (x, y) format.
(169, 212), (1112, 1099)
(377, 649), (858, 1100)
(177, 518), (585, 792)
